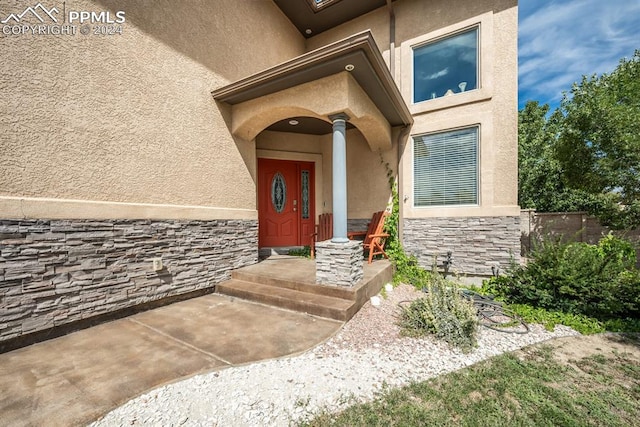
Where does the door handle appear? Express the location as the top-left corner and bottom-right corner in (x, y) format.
(293, 199), (297, 212)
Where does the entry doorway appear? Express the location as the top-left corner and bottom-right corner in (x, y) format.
(258, 158), (315, 248)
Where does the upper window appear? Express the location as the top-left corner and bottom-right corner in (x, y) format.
(413, 127), (479, 207)
(413, 28), (478, 103)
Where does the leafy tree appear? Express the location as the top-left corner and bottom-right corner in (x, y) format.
(518, 101), (562, 210)
(555, 50), (640, 228)
(518, 51), (640, 229)
(518, 101), (607, 214)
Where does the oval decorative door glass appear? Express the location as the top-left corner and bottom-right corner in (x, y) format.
(271, 172), (287, 213)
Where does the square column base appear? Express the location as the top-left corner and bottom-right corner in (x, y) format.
(315, 240), (364, 287)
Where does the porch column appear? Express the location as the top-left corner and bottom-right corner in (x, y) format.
(329, 112), (350, 243)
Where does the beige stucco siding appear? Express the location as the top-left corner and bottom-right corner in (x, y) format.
(400, 3), (519, 218)
(345, 130), (395, 219)
(490, 3), (519, 207)
(306, 7), (390, 56)
(307, 0), (519, 218)
(0, 0), (518, 221)
(0, 0), (304, 220)
(231, 72), (392, 152)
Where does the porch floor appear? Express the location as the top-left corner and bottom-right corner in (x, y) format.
(216, 256), (393, 321)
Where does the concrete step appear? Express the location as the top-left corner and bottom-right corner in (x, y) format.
(231, 269), (356, 301)
(216, 279), (354, 321)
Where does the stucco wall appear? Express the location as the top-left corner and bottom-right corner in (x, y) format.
(231, 72), (392, 152)
(398, 0), (519, 220)
(0, 1), (303, 344)
(0, 0), (304, 220)
(307, 0), (519, 219)
(306, 0), (519, 273)
(306, 6), (390, 58)
(345, 129), (395, 220)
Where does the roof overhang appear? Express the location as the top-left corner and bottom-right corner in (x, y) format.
(273, 0), (391, 38)
(212, 31), (413, 131)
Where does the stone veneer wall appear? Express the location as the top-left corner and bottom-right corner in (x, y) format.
(0, 219), (257, 343)
(403, 216), (520, 276)
(315, 240), (364, 287)
(347, 218), (371, 233)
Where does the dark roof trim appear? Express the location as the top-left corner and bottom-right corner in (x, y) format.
(274, 0), (388, 37)
(305, 0), (343, 13)
(212, 31), (413, 128)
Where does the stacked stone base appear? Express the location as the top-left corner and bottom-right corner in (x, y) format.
(0, 219), (258, 345)
(315, 240), (363, 287)
(403, 216), (521, 276)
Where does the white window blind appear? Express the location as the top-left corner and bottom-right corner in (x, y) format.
(413, 127), (479, 206)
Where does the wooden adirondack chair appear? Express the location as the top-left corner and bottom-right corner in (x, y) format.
(310, 213), (333, 259)
(347, 210), (390, 264)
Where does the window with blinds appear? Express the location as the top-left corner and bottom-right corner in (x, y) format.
(413, 127), (479, 207)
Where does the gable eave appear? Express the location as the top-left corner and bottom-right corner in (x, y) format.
(212, 30), (413, 128)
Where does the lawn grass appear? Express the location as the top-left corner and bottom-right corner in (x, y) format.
(300, 342), (640, 427)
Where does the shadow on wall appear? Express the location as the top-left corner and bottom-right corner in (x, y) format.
(94, 0), (304, 83)
(345, 129), (395, 218)
(92, 0), (305, 187)
(392, 0), (516, 44)
(215, 100), (258, 185)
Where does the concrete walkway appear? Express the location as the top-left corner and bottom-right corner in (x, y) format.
(0, 294), (342, 427)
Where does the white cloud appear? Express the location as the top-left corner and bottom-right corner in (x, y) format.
(421, 67), (450, 80)
(519, 0), (640, 108)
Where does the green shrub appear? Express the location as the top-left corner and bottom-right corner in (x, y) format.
(507, 304), (607, 335)
(601, 317), (640, 333)
(288, 246), (311, 258)
(382, 168), (432, 288)
(398, 274), (478, 353)
(388, 246), (432, 287)
(483, 234), (640, 320)
(595, 233), (637, 267)
(504, 303), (640, 334)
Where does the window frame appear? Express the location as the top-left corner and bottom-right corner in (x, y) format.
(412, 125), (481, 208)
(412, 26), (480, 104)
(400, 12), (494, 116)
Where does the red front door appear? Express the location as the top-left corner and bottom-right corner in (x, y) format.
(258, 158), (315, 247)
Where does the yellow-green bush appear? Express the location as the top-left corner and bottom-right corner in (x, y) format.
(398, 274), (478, 353)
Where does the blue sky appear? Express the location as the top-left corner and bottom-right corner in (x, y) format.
(518, 0), (640, 111)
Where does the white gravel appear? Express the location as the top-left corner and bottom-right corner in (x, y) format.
(90, 285), (579, 427)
